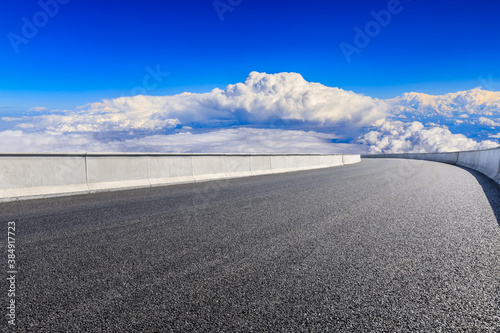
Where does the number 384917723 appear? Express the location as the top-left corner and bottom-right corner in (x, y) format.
(7, 221), (16, 270)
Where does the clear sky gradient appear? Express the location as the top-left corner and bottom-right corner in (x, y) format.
(1, 0), (499, 109)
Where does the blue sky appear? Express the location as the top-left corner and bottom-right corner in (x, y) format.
(1, 0), (499, 109)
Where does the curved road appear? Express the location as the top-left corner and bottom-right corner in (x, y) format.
(1, 159), (499, 332)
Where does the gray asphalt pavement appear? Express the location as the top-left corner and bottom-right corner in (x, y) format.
(1, 159), (499, 332)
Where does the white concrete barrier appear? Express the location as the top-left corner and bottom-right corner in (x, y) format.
(320, 155), (339, 167)
(0, 154), (88, 200)
(86, 155), (150, 191)
(457, 149), (500, 181)
(271, 155), (302, 173)
(342, 154), (361, 165)
(224, 155), (252, 179)
(191, 155), (227, 182)
(363, 147), (500, 184)
(250, 155), (272, 176)
(0, 153), (361, 202)
(298, 155), (321, 169)
(148, 155), (194, 186)
(331, 155), (345, 167)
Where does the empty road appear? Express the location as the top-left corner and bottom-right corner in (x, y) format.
(1, 159), (499, 332)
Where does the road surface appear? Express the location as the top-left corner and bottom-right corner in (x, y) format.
(1, 159), (499, 331)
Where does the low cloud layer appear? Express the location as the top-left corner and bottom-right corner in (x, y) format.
(1, 72), (500, 153)
(6, 72), (387, 135)
(387, 88), (500, 141)
(390, 88), (500, 117)
(358, 120), (498, 154)
(0, 128), (368, 154)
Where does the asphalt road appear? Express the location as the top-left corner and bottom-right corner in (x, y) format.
(1, 159), (499, 332)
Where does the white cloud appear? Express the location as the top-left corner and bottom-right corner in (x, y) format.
(103, 128), (368, 154)
(20, 72), (388, 136)
(2, 72), (500, 154)
(28, 106), (47, 112)
(0, 128), (367, 154)
(478, 117), (500, 127)
(0, 130), (95, 153)
(358, 120), (499, 154)
(381, 88), (500, 150)
(389, 88), (500, 117)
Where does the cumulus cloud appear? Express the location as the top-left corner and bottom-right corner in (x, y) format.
(19, 72), (388, 136)
(358, 120), (499, 154)
(389, 88), (500, 117)
(378, 88), (500, 151)
(478, 117), (500, 127)
(2, 72), (500, 154)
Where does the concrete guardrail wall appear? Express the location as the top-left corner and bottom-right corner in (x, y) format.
(362, 147), (500, 184)
(0, 153), (361, 202)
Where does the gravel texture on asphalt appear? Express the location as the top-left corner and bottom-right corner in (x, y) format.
(1, 159), (499, 332)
